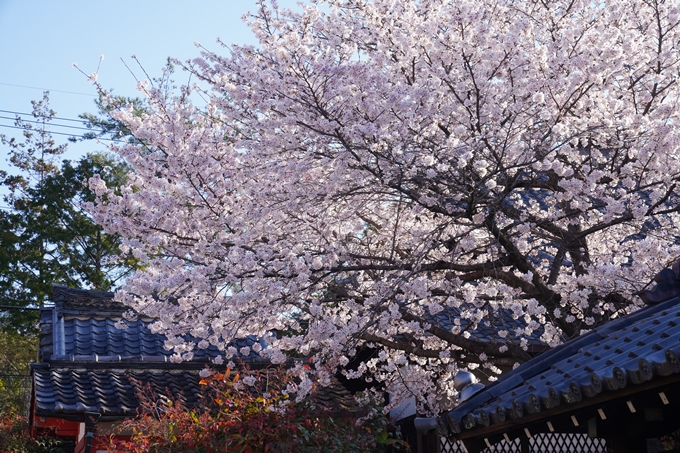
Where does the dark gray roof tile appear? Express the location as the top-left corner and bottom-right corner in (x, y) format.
(58, 316), (265, 361)
(33, 369), (205, 419)
(439, 295), (680, 442)
(422, 306), (546, 346)
(33, 286), (359, 424)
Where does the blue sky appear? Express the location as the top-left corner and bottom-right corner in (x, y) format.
(0, 0), (302, 166)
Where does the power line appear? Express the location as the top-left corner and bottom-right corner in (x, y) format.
(0, 123), (77, 137)
(0, 82), (96, 97)
(0, 108), (122, 138)
(0, 116), (91, 132)
(0, 108), (132, 143)
(0, 115), (100, 132)
(0, 123), (122, 142)
(0, 109), (87, 123)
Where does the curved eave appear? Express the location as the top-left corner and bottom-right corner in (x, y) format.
(433, 297), (680, 451)
(451, 372), (680, 442)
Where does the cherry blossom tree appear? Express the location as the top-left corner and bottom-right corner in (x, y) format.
(89, 0), (680, 414)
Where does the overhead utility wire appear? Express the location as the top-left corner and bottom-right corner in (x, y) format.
(0, 109), (120, 140)
(0, 124), (121, 142)
(0, 115), (97, 132)
(0, 82), (96, 97)
(0, 109), (90, 123)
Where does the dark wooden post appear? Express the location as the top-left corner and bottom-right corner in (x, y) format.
(520, 435), (530, 453)
(606, 437), (647, 453)
(416, 431), (440, 453)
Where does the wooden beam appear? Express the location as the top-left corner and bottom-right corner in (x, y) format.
(452, 372), (680, 440)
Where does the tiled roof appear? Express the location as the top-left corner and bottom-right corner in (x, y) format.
(39, 285), (267, 363)
(311, 379), (360, 413)
(33, 285), (360, 423)
(33, 367), (358, 420)
(33, 285), (269, 422)
(421, 305), (545, 346)
(33, 368), (204, 419)
(52, 285), (124, 314)
(431, 293), (680, 450)
(59, 317), (263, 361)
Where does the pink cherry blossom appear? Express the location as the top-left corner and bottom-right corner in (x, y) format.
(90, 0), (680, 414)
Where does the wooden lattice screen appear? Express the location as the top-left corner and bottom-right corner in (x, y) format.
(439, 433), (607, 453)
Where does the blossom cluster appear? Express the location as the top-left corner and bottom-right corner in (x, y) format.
(90, 0), (680, 414)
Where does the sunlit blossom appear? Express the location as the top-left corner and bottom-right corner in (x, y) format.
(89, 0), (680, 415)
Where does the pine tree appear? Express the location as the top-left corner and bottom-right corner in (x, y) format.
(0, 93), (135, 331)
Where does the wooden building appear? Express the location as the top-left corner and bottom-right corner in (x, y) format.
(414, 263), (680, 453)
(29, 285), (268, 453)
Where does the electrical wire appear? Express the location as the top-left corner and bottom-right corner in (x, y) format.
(0, 123), (121, 142)
(0, 81), (96, 97)
(0, 109), (90, 123)
(0, 123), (77, 137)
(0, 115), (97, 132)
(0, 108), (123, 141)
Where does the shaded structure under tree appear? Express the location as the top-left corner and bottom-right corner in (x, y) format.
(413, 262), (680, 453)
